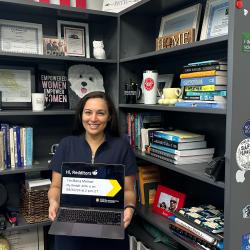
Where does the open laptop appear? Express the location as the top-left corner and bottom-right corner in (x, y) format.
(49, 162), (125, 239)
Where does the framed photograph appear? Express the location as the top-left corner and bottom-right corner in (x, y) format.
(0, 66), (35, 109)
(157, 74), (174, 101)
(158, 4), (201, 41)
(43, 38), (66, 56)
(57, 20), (90, 58)
(152, 185), (186, 218)
(0, 19), (43, 55)
(200, 0), (229, 40)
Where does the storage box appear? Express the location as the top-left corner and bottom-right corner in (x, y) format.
(20, 185), (49, 224)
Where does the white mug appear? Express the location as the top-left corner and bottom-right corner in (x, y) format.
(143, 70), (158, 104)
(32, 93), (45, 112)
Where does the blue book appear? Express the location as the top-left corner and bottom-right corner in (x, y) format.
(26, 127), (33, 167)
(185, 90), (227, 97)
(175, 101), (226, 109)
(13, 126), (22, 167)
(1, 123), (10, 169)
(180, 76), (227, 86)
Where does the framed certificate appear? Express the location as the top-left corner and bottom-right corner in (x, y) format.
(57, 20), (90, 58)
(0, 66), (35, 109)
(0, 19), (43, 55)
(200, 0), (229, 40)
(159, 4), (202, 41)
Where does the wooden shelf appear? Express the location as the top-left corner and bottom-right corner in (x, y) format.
(119, 104), (226, 115)
(135, 150), (224, 189)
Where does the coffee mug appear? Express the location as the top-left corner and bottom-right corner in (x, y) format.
(124, 81), (142, 104)
(32, 93), (45, 112)
(49, 143), (59, 155)
(163, 88), (182, 99)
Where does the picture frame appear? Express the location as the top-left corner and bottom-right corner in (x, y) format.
(0, 66), (35, 110)
(57, 20), (90, 58)
(0, 19), (43, 55)
(152, 185), (186, 218)
(158, 4), (201, 41)
(43, 38), (66, 56)
(200, 0), (229, 40)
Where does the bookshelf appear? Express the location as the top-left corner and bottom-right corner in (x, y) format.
(119, 0), (248, 250)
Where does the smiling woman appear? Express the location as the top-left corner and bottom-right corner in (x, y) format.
(48, 91), (137, 250)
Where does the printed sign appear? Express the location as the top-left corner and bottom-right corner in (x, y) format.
(242, 32), (250, 52)
(243, 205), (250, 219)
(236, 138), (250, 183)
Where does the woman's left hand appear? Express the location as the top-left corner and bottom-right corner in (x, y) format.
(124, 207), (135, 228)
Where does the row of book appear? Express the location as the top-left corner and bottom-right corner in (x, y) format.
(0, 124), (33, 170)
(176, 59), (227, 109)
(145, 129), (214, 165)
(169, 204), (224, 250)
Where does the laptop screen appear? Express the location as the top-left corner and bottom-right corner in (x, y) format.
(60, 162), (124, 209)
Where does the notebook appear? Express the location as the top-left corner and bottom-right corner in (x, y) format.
(49, 162), (125, 239)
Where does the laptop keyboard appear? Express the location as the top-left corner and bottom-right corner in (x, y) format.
(57, 208), (122, 225)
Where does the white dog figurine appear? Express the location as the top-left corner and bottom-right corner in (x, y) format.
(93, 40), (106, 59)
(68, 64), (105, 109)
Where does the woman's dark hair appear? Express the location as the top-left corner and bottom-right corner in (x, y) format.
(72, 91), (120, 137)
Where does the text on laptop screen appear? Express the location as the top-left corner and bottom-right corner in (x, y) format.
(60, 163), (124, 209)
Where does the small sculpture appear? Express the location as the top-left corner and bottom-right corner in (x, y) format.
(93, 40), (106, 59)
(158, 88), (182, 105)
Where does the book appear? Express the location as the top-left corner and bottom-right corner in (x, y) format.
(25, 178), (51, 190)
(183, 64), (227, 73)
(175, 101), (226, 109)
(150, 143), (214, 157)
(0, 131), (4, 170)
(71, 0), (86, 8)
(1, 124), (10, 169)
(184, 85), (227, 92)
(37, 69), (69, 109)
(141, 127), (162, 152)
(9, 128), (15, 169)
(138, 166), (160, 206)
(146, 146), (213, 162)
(152, 130), (205, 143)
(25, 127), (33, 167)
(180, 70), (227, 79)
(184, 90), (227, 97)
(187, 60), (227, 67)
(147, 150), (213, 165)
(180, 76), (227, 86)
(177, 205), (224, 234)
(169, 222), (220, 250)
(13, 126), (22, 167)
(149, 134), (207, 150)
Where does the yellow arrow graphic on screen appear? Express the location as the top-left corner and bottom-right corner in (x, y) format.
(106, 180), (121, 197)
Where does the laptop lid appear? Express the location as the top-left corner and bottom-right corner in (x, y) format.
(60, 162), (125, 210)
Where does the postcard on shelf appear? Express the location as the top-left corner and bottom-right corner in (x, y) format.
(200, 0), (229, 40)
(43, 38), (66, 56)
(0, 19), (43, 55)
(152, 185), (186, 218)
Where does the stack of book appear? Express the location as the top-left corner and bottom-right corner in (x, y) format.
(145, 129), (214, 165)
(169, 204), (224, 249)
(176, 60), (227, 109)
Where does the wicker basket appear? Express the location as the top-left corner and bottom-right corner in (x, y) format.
(20, 185), (50, 224)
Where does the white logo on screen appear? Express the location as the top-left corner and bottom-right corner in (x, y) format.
(92, 170), (98, 175)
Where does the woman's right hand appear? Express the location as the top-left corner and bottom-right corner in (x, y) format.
(49, 200), (59, 221)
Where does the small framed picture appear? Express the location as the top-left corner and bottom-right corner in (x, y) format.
(158, 4), (201, 41)
(152, 185), (186, 218)
(57, 20), (90, 58)
(0, 66), (35, 109)
(43, 38), (66, 56)
(200, 0), (229, 40)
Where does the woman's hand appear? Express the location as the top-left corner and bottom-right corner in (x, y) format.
(49, 199), (59, 221)
(124, 207), (135, 228)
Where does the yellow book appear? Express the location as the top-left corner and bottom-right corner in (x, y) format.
(184, 85), (227, 92)
(180, 70), (227, 78)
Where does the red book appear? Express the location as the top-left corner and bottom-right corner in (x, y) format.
(38, 0), (49, 3)
(60, 0), (70, 6)
(76, 0), (86, 8)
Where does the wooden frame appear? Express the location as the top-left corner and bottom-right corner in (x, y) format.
(152, 185), (186, 217)
(158, 4), (201, 41)
(57, 20), (90, 58)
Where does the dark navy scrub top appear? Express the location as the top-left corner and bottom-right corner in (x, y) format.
(50, 133), (137, 250)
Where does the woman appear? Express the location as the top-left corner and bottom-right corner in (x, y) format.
(48, 91), (137, 250)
